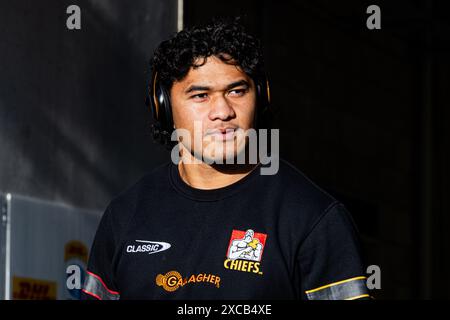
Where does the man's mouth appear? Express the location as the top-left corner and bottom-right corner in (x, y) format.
(206, 128), (237, 141)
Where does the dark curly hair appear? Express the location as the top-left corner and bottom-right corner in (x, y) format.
(150, 17), (266, 89)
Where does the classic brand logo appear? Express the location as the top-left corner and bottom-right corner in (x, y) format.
(156, 271), (221, 292)
(224, 229), (267, 275)
(126, 240), (171, 254)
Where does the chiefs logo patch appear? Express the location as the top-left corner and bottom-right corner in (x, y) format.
(224, 229), (267, 275)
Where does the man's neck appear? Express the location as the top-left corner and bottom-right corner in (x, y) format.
(177, 158), (259, 190)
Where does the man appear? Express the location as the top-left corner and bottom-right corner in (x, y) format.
(81, 18), (369, 300)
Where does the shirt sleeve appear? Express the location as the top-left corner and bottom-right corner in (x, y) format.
(297, 202), (370, 300)
(81, 206), (121, 300)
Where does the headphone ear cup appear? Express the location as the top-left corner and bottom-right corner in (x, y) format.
(153, 84), (174, 142)
(159, 85), (173, 132)
(146, 80), (161, 141)
(148, 71), (160, 123)
(148, 71), (175, 145)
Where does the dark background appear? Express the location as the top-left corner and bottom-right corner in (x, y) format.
(1, 0), (449, 299)
(185, 0), (450, 299)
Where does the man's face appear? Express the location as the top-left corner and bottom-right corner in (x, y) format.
(170, 55), (257, 164)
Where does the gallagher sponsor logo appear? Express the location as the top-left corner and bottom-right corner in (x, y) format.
(224, 229), (267, 275)
(156, 271), (221, 292)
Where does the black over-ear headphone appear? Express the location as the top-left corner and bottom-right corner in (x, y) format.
(146, 69), (272, 147)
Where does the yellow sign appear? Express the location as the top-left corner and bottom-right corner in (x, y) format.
(12, 276), (57, 300)
(64, 240), (88, 264)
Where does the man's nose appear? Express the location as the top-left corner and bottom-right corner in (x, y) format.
(208, 95), (236, 121)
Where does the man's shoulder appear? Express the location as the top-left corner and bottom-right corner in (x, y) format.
(275, 159), (336, 198)
(106, 161), (171, 216)
(269, 158), (339, 213)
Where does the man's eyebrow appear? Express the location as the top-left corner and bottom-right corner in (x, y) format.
(225, 80), (250, 90)
(185, 85), (210, 94)
(184, 80), (250, 94)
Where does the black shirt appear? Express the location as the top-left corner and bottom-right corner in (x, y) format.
(81, 158), (369, 300)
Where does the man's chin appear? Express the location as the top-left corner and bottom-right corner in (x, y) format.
(202, 154), (237, 165)
(179, 140), (249, 165)
(201, 140), (247, 164)
(179, 148), (235, 165)
(202, 145), (251, 165)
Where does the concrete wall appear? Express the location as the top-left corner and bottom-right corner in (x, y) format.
(0, 0), (177, 210)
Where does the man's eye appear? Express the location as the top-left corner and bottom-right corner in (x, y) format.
(228, 89), (247, 96)
(191, 93), (208, 99)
